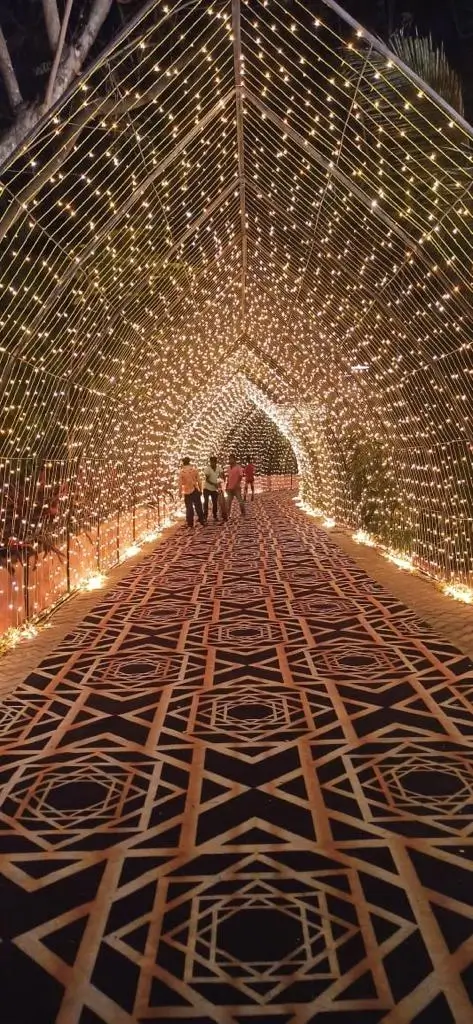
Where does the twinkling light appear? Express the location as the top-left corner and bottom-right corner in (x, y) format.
(121, 544), (141, 562)
(353, 529), (376, 547)
(0, 623), (39, 657)
(384, 550), (416, 572)
(81, 573), (107, 592)
(442, 582), (473, 604)
(0, 0), (471, 637)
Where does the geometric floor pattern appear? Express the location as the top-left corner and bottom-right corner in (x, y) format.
(1, 491), (473, 1022)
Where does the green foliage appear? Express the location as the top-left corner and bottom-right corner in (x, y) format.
(345, 434), (411, 548)
(389, 31), (464, 115)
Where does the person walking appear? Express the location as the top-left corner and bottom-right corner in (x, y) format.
(216, 455), (228, 522)
(178, 457), (205, 528)
(217, 474), (228, 521)
(226, 456), (245, 517)
(243, 457), (255, 500)
(203, 456), (222, 522)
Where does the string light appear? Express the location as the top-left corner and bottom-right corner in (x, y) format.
(353, 529), (376, 546)
(0, 0), (470, 640)
(0, 622), (39, 656)
(384, 549), (416, 572)
(81, 572), (107, 591)
(121, 543), (141, 561)
(442, 581), (473, 603)
(351, 524), (473, 604)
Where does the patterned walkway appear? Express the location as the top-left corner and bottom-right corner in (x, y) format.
(1, 493), (473, 1023)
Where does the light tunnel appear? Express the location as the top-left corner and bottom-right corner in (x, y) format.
(0, 0), (473, 633)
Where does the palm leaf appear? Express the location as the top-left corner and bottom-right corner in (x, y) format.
(389, 31), (464, 117)
(343, 28), (470, 199)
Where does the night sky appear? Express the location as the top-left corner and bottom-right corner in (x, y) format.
(347, 0), (471, 70)
(338, 0), (473, 117)
(0, 1), (472, 122)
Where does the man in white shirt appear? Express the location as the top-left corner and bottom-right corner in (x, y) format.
(203, 456), (224, 521)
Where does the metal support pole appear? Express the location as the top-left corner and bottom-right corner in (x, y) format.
(232, 0), (247, 333)
(66, 518), (71, 593)
(23, 556), (30, 622)
(96, 490), (101, 572)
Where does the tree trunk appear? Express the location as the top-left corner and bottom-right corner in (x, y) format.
(49, 0), (114, 106)
(0, 27), (22, 111)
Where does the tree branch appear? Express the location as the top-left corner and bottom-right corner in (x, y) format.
(50, 0), (114, 104)
(44, 0), (74, 111)
(0, 103), (43, 169)
(42, 0), (61, 53)
(0, 26), (23, 111)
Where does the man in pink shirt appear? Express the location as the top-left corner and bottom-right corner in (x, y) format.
(243, 457), (255, 500)
(226, 456), (245, 517)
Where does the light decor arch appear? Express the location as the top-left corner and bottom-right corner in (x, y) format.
(0, 0), (471, 635)
(176, 371), (310, 478)
(221, 404), (298, 477)
(168, 342), (350, 516)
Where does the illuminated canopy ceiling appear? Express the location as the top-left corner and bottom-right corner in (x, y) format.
(1, 0), (473, 580)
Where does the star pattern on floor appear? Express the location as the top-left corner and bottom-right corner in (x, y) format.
(1, 492), (473, 1022)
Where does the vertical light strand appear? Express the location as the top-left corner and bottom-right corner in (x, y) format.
(232, 0), (247, 333)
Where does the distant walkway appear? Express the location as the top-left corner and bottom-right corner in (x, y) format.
(1, 492), (473, 1023)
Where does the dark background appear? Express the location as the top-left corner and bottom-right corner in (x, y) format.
(0, 0), (143, 122)
(348, 0), (473, 115)
(0, 1), (473, 121)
